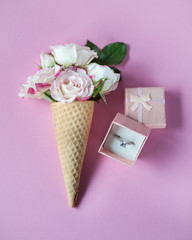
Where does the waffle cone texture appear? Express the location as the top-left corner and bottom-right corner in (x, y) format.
(51, 101), (94, 207)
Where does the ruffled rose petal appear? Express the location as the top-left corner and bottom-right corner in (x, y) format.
(35, 83), (51, 92)
(75, 48), (98, 66)
(50, 44), (77, 66)
(54, 65), (62, 77)
(76, 95), (92, 102)
(50, 68), (94, 103)
(40, 52), (55, 68)
(19, 67), (56, 99)
(49, 43), (98, 67)
(85, 63), (120, 94)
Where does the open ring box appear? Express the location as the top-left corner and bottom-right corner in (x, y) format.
(98, 113), (151, 167)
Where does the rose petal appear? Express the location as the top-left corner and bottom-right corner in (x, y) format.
(85, 63), (120, 94)
(35, 83), (51, 92)
(76, 95), (92, 102)
(27, 88), (35, 95)
(50, 44), (77, 66)
(40, 52), (55, 68)
(54, 65), (62, 77)
(50, 68), (94, 103)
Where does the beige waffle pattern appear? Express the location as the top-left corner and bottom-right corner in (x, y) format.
(51, 101), (94, 207)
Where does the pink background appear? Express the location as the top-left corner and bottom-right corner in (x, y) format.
(1, 0), (192, 239)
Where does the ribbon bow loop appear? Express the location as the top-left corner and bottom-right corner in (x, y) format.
(130, 92), (152, 112)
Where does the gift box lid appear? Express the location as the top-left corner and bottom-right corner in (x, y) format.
(124, 87), (166, 128)
(113, 113), (151, 137)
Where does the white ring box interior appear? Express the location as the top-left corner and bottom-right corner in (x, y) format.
(98, 113), (151, 167)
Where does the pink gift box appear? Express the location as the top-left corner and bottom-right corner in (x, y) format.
(124, 87), (166, 128)
(98, 113), (151, 167)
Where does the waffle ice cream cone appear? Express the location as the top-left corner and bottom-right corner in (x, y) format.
(51, 101), (94, 207)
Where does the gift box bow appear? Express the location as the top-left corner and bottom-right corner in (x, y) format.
(130, 92), (152, 112)
(127, 88), (165, 123)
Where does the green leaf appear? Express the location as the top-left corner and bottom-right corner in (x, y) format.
(42, 94), (53, 102)
(92, 88), (100, 98)
(99, 91), (107, 104)
(42, 90), (57, 102)
(88, 97), (99, 103)
(85, 40), (100, 56)
(45, 89), (51, 97)
(93, 78), (108, 96)
(36, 64), (43, 69)
(92, 78), (108, 103)
(99, 42), (127, 65)
(95, 94), (102, 101)
(96, 78), (108, 93)
(93, 78), (103, 87)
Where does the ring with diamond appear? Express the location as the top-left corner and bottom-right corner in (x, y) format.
(114, 134), (135, 148)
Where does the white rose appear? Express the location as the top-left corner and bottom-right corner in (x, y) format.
(19, 65), (61, 99)
(40, 52), (55, 68)
(85, 63), (120, 94)
(75, 44), (98, 66)
(50, 67), (94, 103)
(49, 43), (98, 67)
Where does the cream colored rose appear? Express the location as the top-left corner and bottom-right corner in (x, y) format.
(19, 65), (61, 98)
(85, 63), (120, 94)
(40, 52), (55, 68)
(49, 43), (98, 67)
(50, 67), (94, 103)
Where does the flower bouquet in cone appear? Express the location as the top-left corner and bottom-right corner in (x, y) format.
(19, 40), (127, 207)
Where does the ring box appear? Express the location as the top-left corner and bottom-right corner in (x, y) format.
(125, 87), (166, 128)
(98, 113), (151, 167)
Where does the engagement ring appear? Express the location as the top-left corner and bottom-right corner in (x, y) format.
(114, 134), (135, 148)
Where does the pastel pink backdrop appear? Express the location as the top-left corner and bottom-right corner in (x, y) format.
(0, 0), (192, 239)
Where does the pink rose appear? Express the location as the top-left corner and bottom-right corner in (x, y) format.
(19, 65), (61, 99)
(50, 67), (94, 103)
